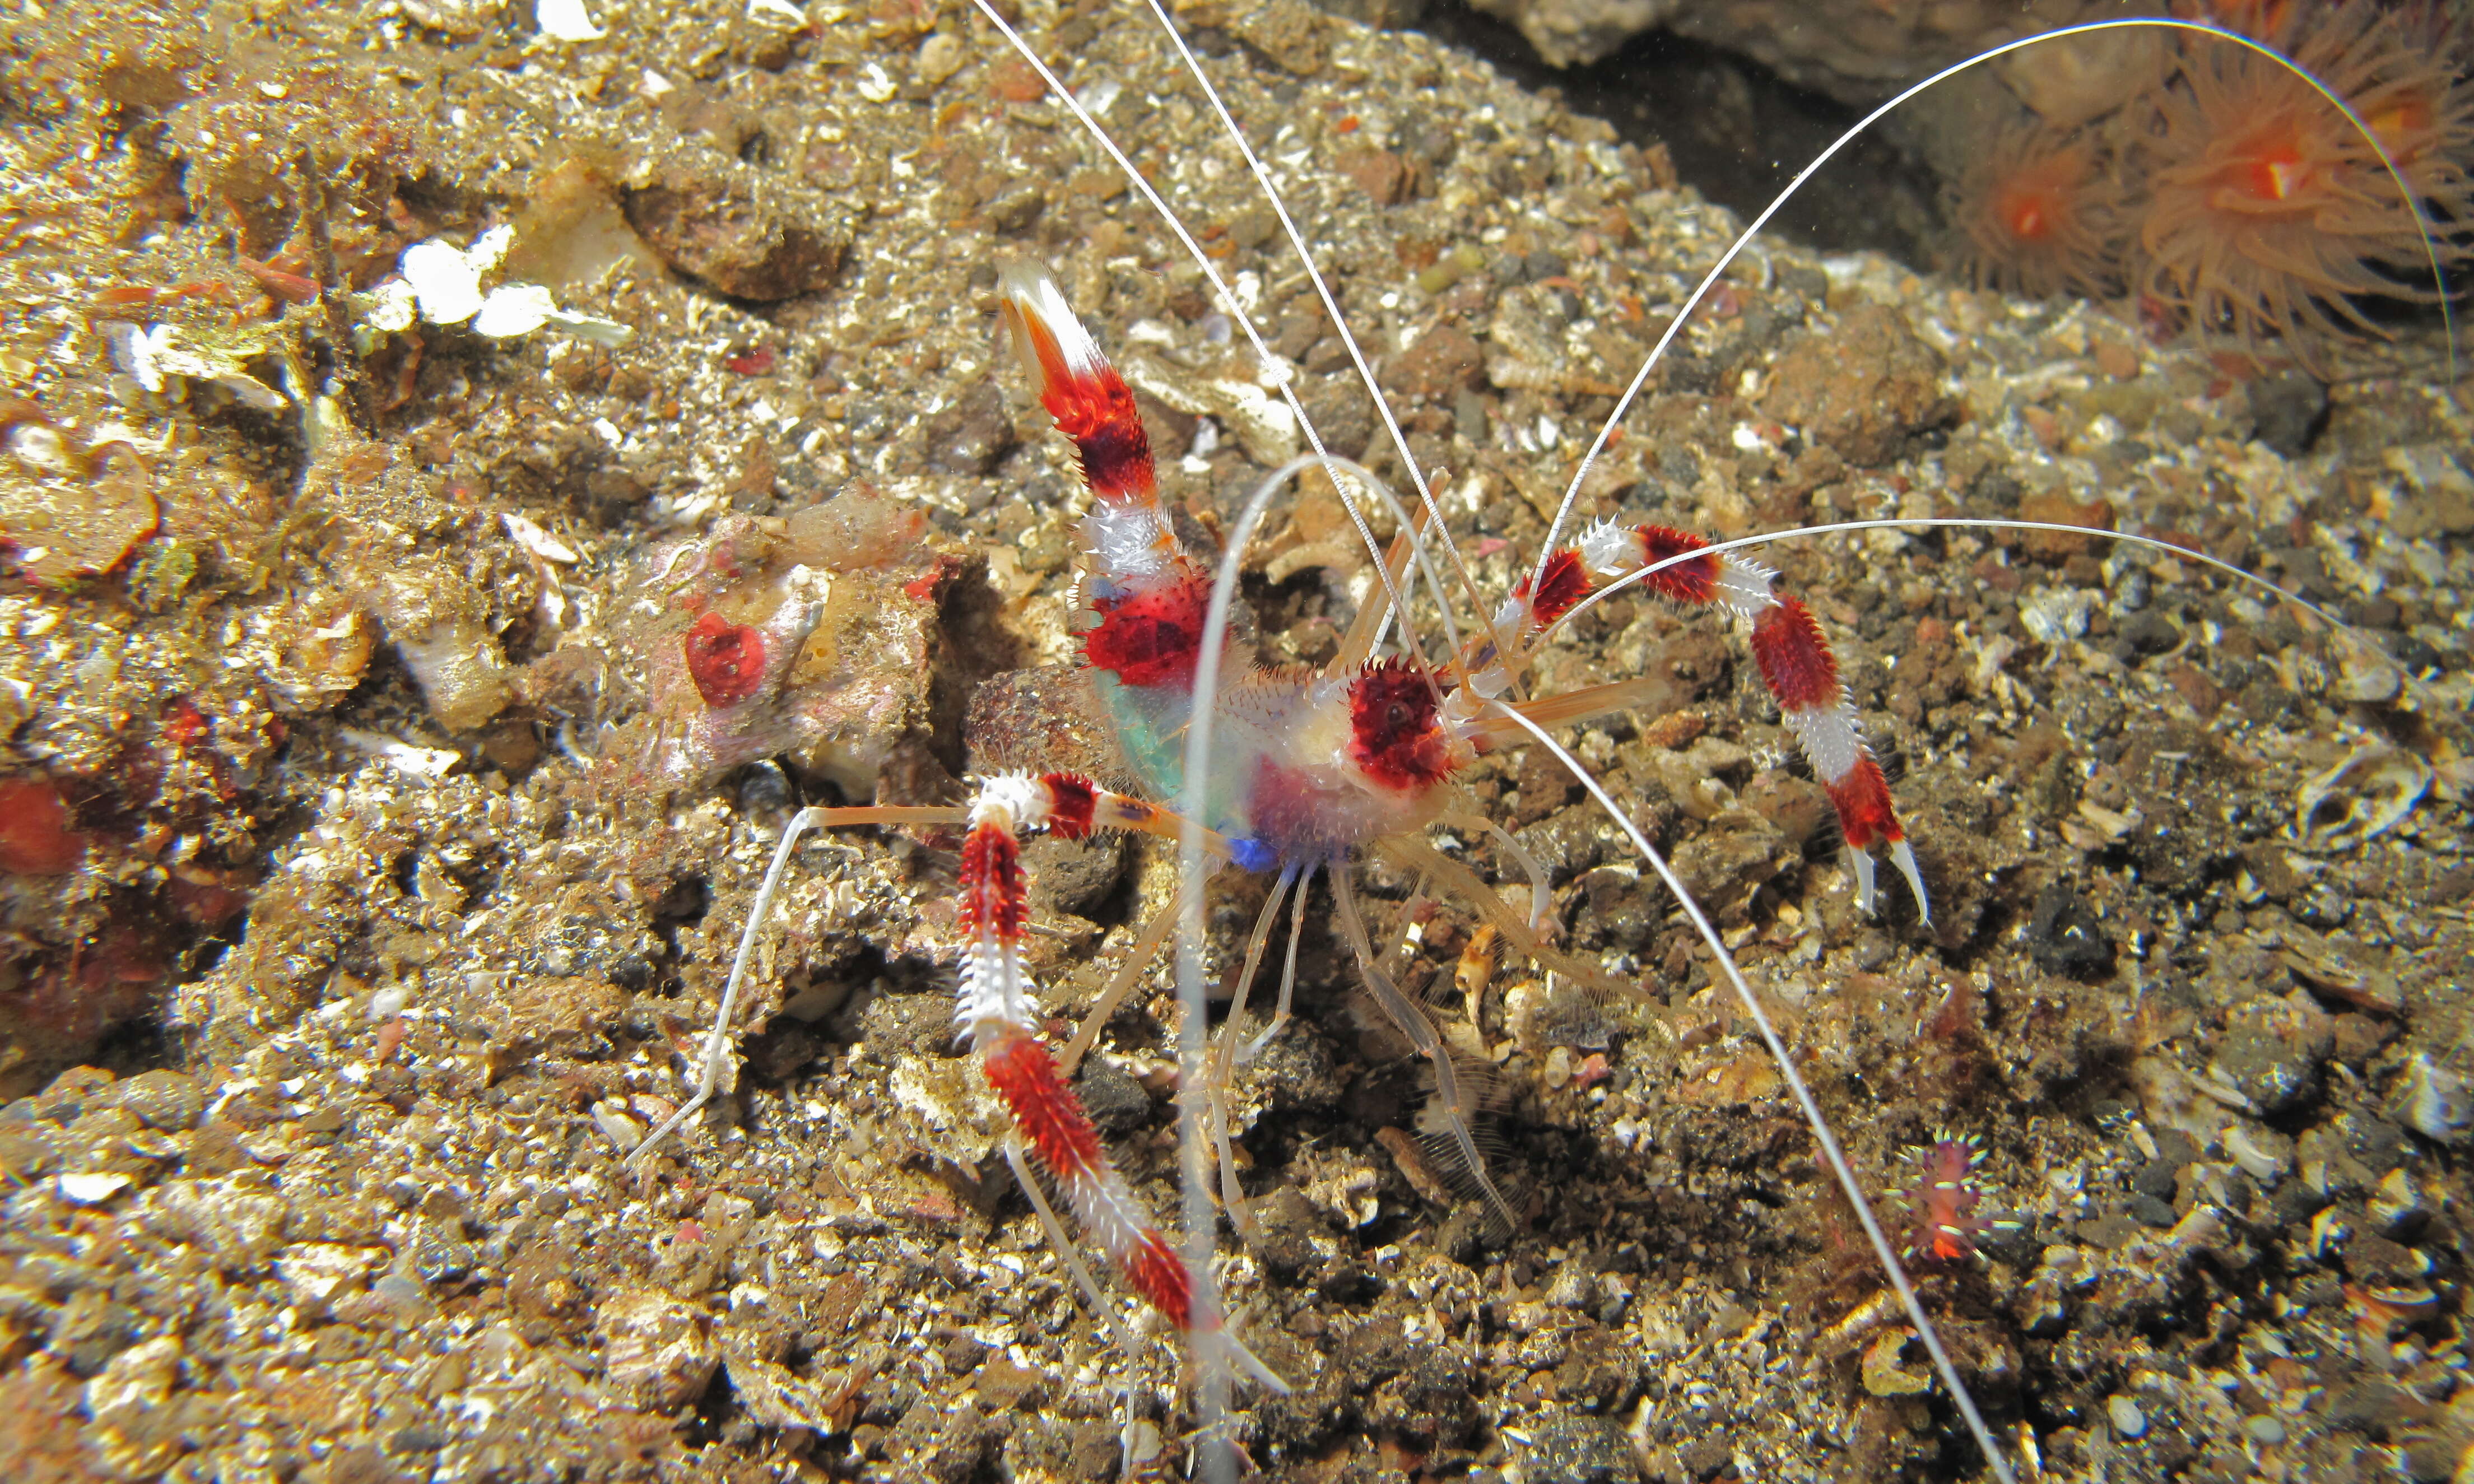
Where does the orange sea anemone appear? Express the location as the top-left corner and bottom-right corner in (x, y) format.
(1954, 125), (2129, 300)
(2136, 4), (2474, 362)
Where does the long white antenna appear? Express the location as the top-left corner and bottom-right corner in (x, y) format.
(962, 0), (1467, 666)
(1136, 0), (1491, 640)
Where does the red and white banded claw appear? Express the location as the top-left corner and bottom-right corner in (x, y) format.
(1580, 519), (1929, 922)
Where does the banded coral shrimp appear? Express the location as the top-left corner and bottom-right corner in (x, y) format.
(611, 6), (2474, 1480)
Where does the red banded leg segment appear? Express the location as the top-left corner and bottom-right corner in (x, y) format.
(632, 767), (1262, 1365)
(1508, 522), (1929, 922)
(957, 771), (1210, 1330)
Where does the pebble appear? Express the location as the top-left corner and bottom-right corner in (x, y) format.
(105, 1070), (204, 1132)
(1757, 304), (1957, 466)
(1514, 1411), (1640, 1483)
(2245, 1416), (2286, 1446)
(2026, 882), (2115, 978)
(2128, 1194), (2177, 1229)
(2108, 1395), (2147, 1439)
(594, 1290), (720, 1411)
(620, 161), (845, 302)
(2215, 995), (2334, 1114)
(2371, 1167), (2431, 1238)
(55, 1171), (133, 1205)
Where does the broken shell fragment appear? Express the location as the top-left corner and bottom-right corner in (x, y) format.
(2222, 1121), (2292, 1184)
(2278, 939), (2403, 1015)
(364, 564), (516, 732)
(470, 283), (559, 339)
(0, 413), (162, 587)
(2388, 1053), (2471, 1145)
(271, 602), (375, 711)
(536, 0), (608, 42)
(2346, 1281), (2441, 1336)
(594, 1290), (719, 1412)
(2333, 649), (2402, 704)
(371, 228), (630, 346)
(1118, 347), (1299, 468)
(2292, 742), (2430, 853)
(1860, 1328), (1932, 1397)
(400, 238), (490, 324)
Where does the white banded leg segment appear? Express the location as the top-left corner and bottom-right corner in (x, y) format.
(954, 771), (1073, 1040)
(1579, 519), (1777, 622)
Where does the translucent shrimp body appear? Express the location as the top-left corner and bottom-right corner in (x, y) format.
(998, 263), (1471, 874)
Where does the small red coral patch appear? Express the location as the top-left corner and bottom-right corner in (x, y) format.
(682, 611), (768, 708)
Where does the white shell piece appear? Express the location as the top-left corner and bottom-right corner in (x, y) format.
(592, 1100), (645, 1151)
(337, 728), (462, 779)
(2223, 1122), (2290, 1183)
(226, 375), (287, 411)
(402, 239), (486, 325)
(2020, 587), (2099, 645)
(542, 307), (633, 345)
(536, 0), (607, 41)
(472, 283), (556, 339)
(1112, 346), (1297, 468)
(100, 322), (286, 407)
(467, 225), (516, 273)
(359, 280), (419, 336)
(57, 1173), (133, 1205)
(153, 342), (283, 409)
(97, 320), (169, 392)
(501, 512), (580, 564)
(2391, 1053), (2471, 1143)
(277, 1244), (378, 1306)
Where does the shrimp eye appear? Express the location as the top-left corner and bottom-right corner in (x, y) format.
(1348, 658), (1455, 791)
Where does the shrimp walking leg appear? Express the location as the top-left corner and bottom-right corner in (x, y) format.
(1464, 522), (1931, 920)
